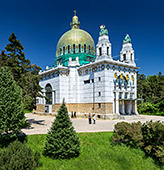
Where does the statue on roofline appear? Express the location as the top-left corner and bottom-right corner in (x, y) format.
(99, 25), (108, 36)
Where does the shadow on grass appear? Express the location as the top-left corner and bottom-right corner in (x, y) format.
(0, 133), (27, 148)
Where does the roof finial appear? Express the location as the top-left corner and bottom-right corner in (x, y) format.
(74, 10), (77, 16)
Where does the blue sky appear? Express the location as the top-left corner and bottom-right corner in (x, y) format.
(0, 0), (163, 75)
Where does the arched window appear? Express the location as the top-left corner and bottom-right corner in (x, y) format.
(60, 48), (62, 55)
(123, 54), (126, 61)
(99, 47), (102, 56)
(73, 44), (75, 54)
(63, 46), (65, 55)
(107, 47), (109, 55)
(131, 53), (133, 60)
(84, 44), (86, 53)
(79, 44), (81, 53)
(45, 84), (52, 105)
(68, 45), (70, 53)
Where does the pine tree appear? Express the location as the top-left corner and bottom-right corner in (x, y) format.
(43, 100), (80, 159)
(0, 67), (25, 137)
(1, 32), (42, 110)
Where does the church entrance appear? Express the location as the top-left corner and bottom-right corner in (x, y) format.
(45, 84), (53, 113)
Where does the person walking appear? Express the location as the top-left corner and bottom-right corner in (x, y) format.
(93, 114), (96, 124)
(88, 113), (92, 124)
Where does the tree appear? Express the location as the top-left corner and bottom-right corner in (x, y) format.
(0, 32), (42, 110)
(0, 67), (25, 137)
(0, 140), (40, 170)
(43, 100), (80, 159)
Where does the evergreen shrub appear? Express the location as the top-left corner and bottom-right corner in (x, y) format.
(141, 121), (164, 164)
(112, 121), (143, 148)
(0, 140), (40, 170)
(112, 121), (164, 165)
(0, 67), (25, 140)
(43, 101), (80, 159)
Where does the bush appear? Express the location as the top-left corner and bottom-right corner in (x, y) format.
(142, 121), (164, 164)
(112, 121), (164, 165)
(138, 102), (158, 114)
(0, 140), (40, 170)
(43, 100), (80, 159)
(112, 121), (143, 148)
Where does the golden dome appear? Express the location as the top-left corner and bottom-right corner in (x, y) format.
(56, 29), (95, 56)
(56, 11), (95, 57)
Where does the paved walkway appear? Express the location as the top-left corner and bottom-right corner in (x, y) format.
(22, 113), (164, 135)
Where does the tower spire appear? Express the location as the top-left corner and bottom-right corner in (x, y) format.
(74, 10), (77, 16)
(70, 10), (80, 29)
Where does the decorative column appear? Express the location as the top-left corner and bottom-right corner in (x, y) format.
(116, 92), (119, 114)
(52, 91), (55, 104)
(122, 100), (125, 114)
(43, 92), (46, 105)
(128, 101), (132, 114)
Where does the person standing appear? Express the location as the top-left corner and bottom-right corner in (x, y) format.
(88, 113), (92, 124)
(71, 111), (74, 118)
(93, 114), (96, 124)
(74, 111), (76, 118)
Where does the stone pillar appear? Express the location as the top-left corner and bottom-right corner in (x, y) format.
(43, 92), (46, 104)
(122, 100), (125, 114)
(52, 91), (55, 104)
(128, 101), (132, 114)
(116, 92), (119, 114)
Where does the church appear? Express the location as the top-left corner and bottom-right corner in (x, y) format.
(36, 11), (139, 118)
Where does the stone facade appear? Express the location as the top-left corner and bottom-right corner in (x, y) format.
(36, 14), (139, 118)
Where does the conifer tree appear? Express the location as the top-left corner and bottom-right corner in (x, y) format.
(1, 32), (42, 110)
(0, 67), (25, 137)
(43, 100), (80, 159)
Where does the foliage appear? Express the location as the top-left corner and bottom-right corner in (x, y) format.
(142, 121), (164, 164)
(0, 33), (42, 110)
(0, 140), (40, 170)
(27, 133), (162, 170)
(138, 102), (158, 114)
(112, 121), (144, 148)
(43, 101), (80, 159)
(0, 67), (25, 138)
(137, 72), (164, 115)
(112, 121), (164, 165)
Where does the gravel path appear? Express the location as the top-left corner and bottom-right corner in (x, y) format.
(22, 113), (164, 135)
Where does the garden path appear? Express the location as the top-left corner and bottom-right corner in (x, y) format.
(22, 113), (164, 135)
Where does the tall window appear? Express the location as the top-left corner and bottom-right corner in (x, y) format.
(60, 48), (62, 55)
(68, 45), (70, 53)
(63, 46), (65, 55)
(107, 47), (109, 55)
(84, 44), (86, 53)
(73, 44), (75, 54)
(45, 84), (52, 105)
(99, 47), (102, 56)
(79, 44), (81, 53)
(123, 54), (126, 61)
(89, 45), (90, 53)
(131, 53), (133, 60)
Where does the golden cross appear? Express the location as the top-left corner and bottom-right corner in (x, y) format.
(74, 10), (77, 16)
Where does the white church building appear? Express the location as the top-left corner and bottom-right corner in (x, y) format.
(36, 11), (139, 118)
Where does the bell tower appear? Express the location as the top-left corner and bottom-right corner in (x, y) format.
(120, 34), (135, 66)
(96, 25), (112, 60)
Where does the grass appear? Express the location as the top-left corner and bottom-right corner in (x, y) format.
(26, 132), (164, 170)
(24, 109), (33, 113)
(139, 112), (164, 116)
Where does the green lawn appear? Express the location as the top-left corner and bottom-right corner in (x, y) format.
(27, 132), (163, 170)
